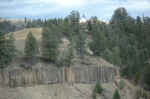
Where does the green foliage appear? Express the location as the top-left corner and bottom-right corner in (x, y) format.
(0, 32), (8, 68)
(61, 18), (71, 37)
(106, 7), (150, 85)
(142, 65), (150, 89)
(8, 33), (16, 55)
(7, 33), (16, 62)
(0, 21), (16, 33)
(92, 91), (97, 99)
(41, 25), (59, 62)
(136, 88), (148, 99)
(113, 89), (120, 99)
(67, 10), (80, 36)
(56, 43), (74, 67)
(0, 32), (16, 69)
(0, 8), (149, 89)
(94, 81), (103, 94)
(135, 72), (141, 84)
(75, 24), (87, 58)
(92, 81), (103, 99)
(24, 32), (38, 58)
(110, 7), (128, 27)
(102, 47), (121, 66)
(90, 23), (107, 56)
(102, 48), (113, 63)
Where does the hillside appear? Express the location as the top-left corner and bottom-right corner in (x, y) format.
(11, 28), (42, 52)
(1, 7), (150, 99)
(13, 28), (42, 40)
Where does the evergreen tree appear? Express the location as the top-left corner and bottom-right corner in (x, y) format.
(41, 25), (59, 62)
(0, 32), (15, 69)
(87, 20), (92, 32)
(75, 24), (86, 58)
(92, 81), (103, 99)
(113, 89), (120, 99)
(90, 23), (107, 56)
(68, 10), (80, 36)
(61, 18), (71, 37)
(142, 65), (150, 90)
(24, 32), (38, 58)
(112, 47), (121, 66)
(94, 81), (103, 94)
(64, 30), (75, 67)
(0, 32), (7, 68)
(56, 42), (74, 67)
(109, 7), (139, 78)
(102, 48), (113, 64)
(6, 33), (16, 61)
(110, 7), (128, 25)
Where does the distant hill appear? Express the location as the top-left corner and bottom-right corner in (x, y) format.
(0, 18), (25, 24)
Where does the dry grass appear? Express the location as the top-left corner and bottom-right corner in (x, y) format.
(12, 28), (42, 40)
(0, 84), (93, 99)
(9, 28), (42, 52)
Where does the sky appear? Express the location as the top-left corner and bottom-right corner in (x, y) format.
(0, 0), (150, 21)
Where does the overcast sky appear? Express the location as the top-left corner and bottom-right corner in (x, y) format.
(0, 0), (150, 21)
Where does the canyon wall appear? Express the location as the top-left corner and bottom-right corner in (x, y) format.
(0, 64), (118, 87)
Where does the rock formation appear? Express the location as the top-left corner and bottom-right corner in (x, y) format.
(0, 62), (118, 87)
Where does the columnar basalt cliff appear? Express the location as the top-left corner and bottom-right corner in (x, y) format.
(0, 64), (118, 87)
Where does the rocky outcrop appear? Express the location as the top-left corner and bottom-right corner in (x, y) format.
(0, 63), (118, 87)
(72, 66), (116, 84)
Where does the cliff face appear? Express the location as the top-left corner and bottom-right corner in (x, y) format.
(0, 63), (118, 87)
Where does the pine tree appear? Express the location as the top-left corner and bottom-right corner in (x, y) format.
(41, 25), (59, 62)
(0, 32), (7, 68)
(110, 7), (128, 25)
(68, 10), (80, 36)
(92, 81), (103, 99)
(90, 23), (107, 56)
(142, 64), (150, 89)
(0, 32), (15, 69)
(6, 33), (16, 62)
(94, 81), (103, 94)
(75, 24), (86, 58)
(24, 32), (38, 58)
(113, 89), (120, 99)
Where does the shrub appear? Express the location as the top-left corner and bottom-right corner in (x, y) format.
(92, 81), (103, 99)
(113, 89), (120, 99)
(94, 81), (103, 94)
